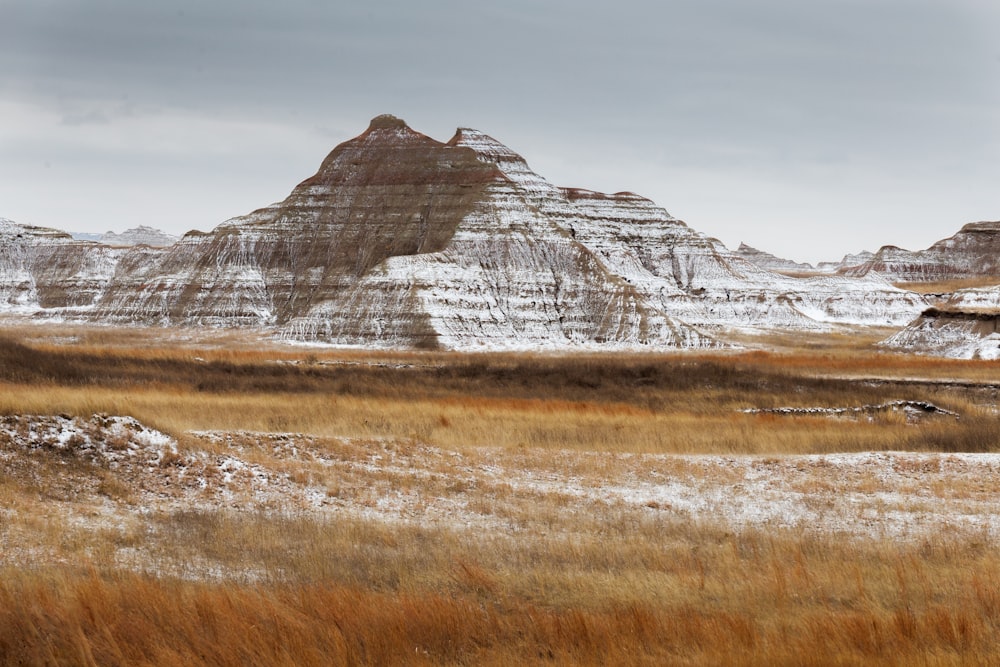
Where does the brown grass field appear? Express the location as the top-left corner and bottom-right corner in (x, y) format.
(1, 321), (999, 665)
(894, 278), (1000, 294)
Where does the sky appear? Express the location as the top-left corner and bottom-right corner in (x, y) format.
(1, 1), (998, 264)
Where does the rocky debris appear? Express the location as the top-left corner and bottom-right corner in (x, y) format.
(0, 413), (178, 467)
(843, 221), (1000, 283)
(0, 414), (294, 507)
(744, 400), (960, 423)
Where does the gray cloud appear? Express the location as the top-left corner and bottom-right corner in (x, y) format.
(1, 0), (998, 262)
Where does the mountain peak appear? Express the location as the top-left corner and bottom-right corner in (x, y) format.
(448, 127), (526, 164)
(366, 114), (410, 132)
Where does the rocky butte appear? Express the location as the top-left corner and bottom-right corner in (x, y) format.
(2, 115), (934, 350)
(843, 221), (1000, 283)
(881, 287), (1000, 359)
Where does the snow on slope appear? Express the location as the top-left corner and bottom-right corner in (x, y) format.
(450, 128), (926, 333)
(100, 226), (179, 247)
(735, 242), (815, 273)
(880, 286), (1000, 359)
(0, 217), (124, 311)
(846, 221), (1000, 282)
(5, 416), (1000, 577)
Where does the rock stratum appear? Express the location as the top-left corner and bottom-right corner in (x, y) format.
(0, 218), (125, 311)
(99, 226), (179, 247)
(734, 243), (815, 274)
(843, 221), (1000, 283)
(880, 287), (1000, 359)
(1, 115), (934, 350)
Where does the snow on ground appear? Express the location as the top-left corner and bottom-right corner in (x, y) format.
(3, 415), (1000, 575)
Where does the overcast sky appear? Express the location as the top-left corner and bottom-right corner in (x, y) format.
(2, 1), (998, 263)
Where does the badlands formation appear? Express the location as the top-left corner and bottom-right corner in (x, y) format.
(1, 114), (996, 354)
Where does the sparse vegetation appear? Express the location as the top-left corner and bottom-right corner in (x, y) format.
(1, 322), (999, 664)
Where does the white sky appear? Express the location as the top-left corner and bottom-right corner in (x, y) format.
(1, 0), (998, 263)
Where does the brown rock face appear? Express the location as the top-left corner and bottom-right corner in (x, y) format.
(95, 115), (505, 334)
(281, 114), (502, 279)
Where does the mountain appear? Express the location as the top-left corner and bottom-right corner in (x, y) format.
(842, 221), (1000, 283)
(99, 226), (179, 247)
(444, 127), (924, 334)
(93, 115), (713, 349)
(735, 243), (814, 273)
(2, 116), (929, 349)
(816, 250), (875, 273)
(0, 217), (125, 310)
(72, 227), (179, 246)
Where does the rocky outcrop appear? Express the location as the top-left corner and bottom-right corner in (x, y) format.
(445, 128), (924, 334)
(92, 116), (713, 349)
(735, 243), (814, 273)
(844, 222), (1000, 283)
(0, 218), (124, 310)
(880, 286), (1000, 359)
(94, 115), (501, 336)
(816, 250), (874, 273)
(100, 226), (179, 247)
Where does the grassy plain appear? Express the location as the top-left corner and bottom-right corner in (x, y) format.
(1, 322), (999, 664)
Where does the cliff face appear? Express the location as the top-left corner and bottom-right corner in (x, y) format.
(844, 221), (1000, 283)
(880, 286), (1000, 359)
(86, 116), (707, 349)
(2, 116), (933, 349)
(0, 218), (124, 310)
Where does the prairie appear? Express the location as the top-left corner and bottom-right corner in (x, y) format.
(1, 322), (999, 665)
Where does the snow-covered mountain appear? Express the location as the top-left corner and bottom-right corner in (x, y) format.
(0, 217), (125, 311)
(72, 227), (178, 246)
(734, 243), (814, 273)
(99, 226), (179, 247)
(816, 250), (875, 273)
(843, 222), (1000, 283)
(1, 116), (932, 349)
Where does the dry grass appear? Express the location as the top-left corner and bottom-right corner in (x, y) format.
(2, 323), (1000, 664)
(0, 328), (997, 456)
(896, 278), (1000, 294)
(1, 379), (996, 456)
(2, 520), (1000, 665)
